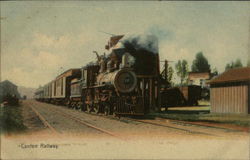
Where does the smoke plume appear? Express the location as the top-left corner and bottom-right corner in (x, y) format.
(121, 35), (158, 54)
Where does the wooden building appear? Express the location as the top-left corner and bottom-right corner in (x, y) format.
(0, 80), (20, 102)
(208, 67), (250, 114)
(188, 72), (211, 88)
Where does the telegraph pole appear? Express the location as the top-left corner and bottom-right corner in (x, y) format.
(160, 60), (174, 83)
(164, 60), (168, 81)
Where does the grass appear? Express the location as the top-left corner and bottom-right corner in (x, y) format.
(0, 104), (27, 134)
(149, 106), (250, 127)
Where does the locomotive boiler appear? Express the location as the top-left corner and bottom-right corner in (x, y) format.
(70, 35), (161, 116)
(35, 34), (161, 116)
(95, 53), (137, 93)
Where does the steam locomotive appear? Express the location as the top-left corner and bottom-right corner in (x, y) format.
(35, 35), (161, 116)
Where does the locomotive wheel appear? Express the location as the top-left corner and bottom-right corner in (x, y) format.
(104, 106), (110, 116)
(81, 104), (87, 111)
(73, 103), (77, 109)
(93, 104), (100, 114)
(67, 102), (71, 108)
(86, 104), (92, 113)
(104, 104), (112, 116)
(70, 102), (74, 109)
(67, 101), (71, 108)
(76, 103), (81, 110)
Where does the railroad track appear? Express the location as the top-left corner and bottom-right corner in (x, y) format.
(156, 117), (250, 133)
(77, 109), (247, 136)
(50, 109), (126, 140)
(122, 117), (221, 137)
(30, 102), (125, 141)
(28, 103), (60, 134)
(31, 101), (241, 138)
(73, 111), (220, 137)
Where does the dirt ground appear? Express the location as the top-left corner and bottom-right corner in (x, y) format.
(21, 101), (45, 132)
(1, 100), (249, 160)
(17, 100), (249, 139)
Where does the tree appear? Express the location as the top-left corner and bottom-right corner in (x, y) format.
(234, 59), (243, 68)
(191, 52), (210, 72)
(175, 60), (188, 85)
(247, 59), (250, 67)
(225, 58), (243, 71)
(167, 66), (174, 83)
(211, 67), (218, 77)
(160, 62), (174, 87)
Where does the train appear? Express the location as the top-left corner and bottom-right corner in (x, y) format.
(35, 35), (161, 116)
(35, 34), (204, 116)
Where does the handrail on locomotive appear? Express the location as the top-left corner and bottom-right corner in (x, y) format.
(35, 35), (161, 116)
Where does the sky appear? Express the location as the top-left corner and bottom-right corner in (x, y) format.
(1, 1), (250, 88)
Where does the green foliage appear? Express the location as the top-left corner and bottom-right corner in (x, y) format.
(167, 66), (174, 85)
(211, 67), (218, 77)
(225, 58), (243, 71)
(0, 105), (26, 134)
(247, 59), (250, 67)
(150, 112), (250, 127)
(191, 52), (210, 72)
(175, 59), (188, 85)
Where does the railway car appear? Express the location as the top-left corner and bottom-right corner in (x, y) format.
(51, 68), (81, 105)
(160, 85), (202, 109)
(179, 85), (202, 106)
(43, 82), (52, 103)
(67, 35), (161, 116)
(69, 78), (82, 109)
(35, 34), (161, 116)
(34, 87), (44, 101)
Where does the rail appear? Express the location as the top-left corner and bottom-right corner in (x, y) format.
(78, 111), (220, 137)
(29, 103), (59, 134)
(125, 118), (220, 137)
(37, 104), (126, 141)
(156, 117), (249, 133)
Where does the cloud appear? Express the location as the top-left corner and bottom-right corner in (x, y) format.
(2, 48), (68, 87)
(35, 51), (67, 69)
(1, 2), (249, 88)
(2, 68), (47, 88)
(32, 33), (71, 49)
(2, 29), (104, 88)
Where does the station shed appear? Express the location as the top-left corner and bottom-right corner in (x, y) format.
(208, 67), (250, 114)
(0, 80), (20, 102)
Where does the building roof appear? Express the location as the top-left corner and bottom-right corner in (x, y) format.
(0, 80), (17, 87)
(55, 68), (81, 80)
(188, 71), (210, 74)
(208, 67), (250, 84)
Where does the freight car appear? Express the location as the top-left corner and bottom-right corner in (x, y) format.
(35, 35), (161, 116)
(160, 85), (202, 109)
(34, 87), (44, 101)
(51, 69), (81, 105)
(35, 69), (81, 104)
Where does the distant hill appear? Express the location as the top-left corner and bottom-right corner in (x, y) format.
(18, 86), (36, 99)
